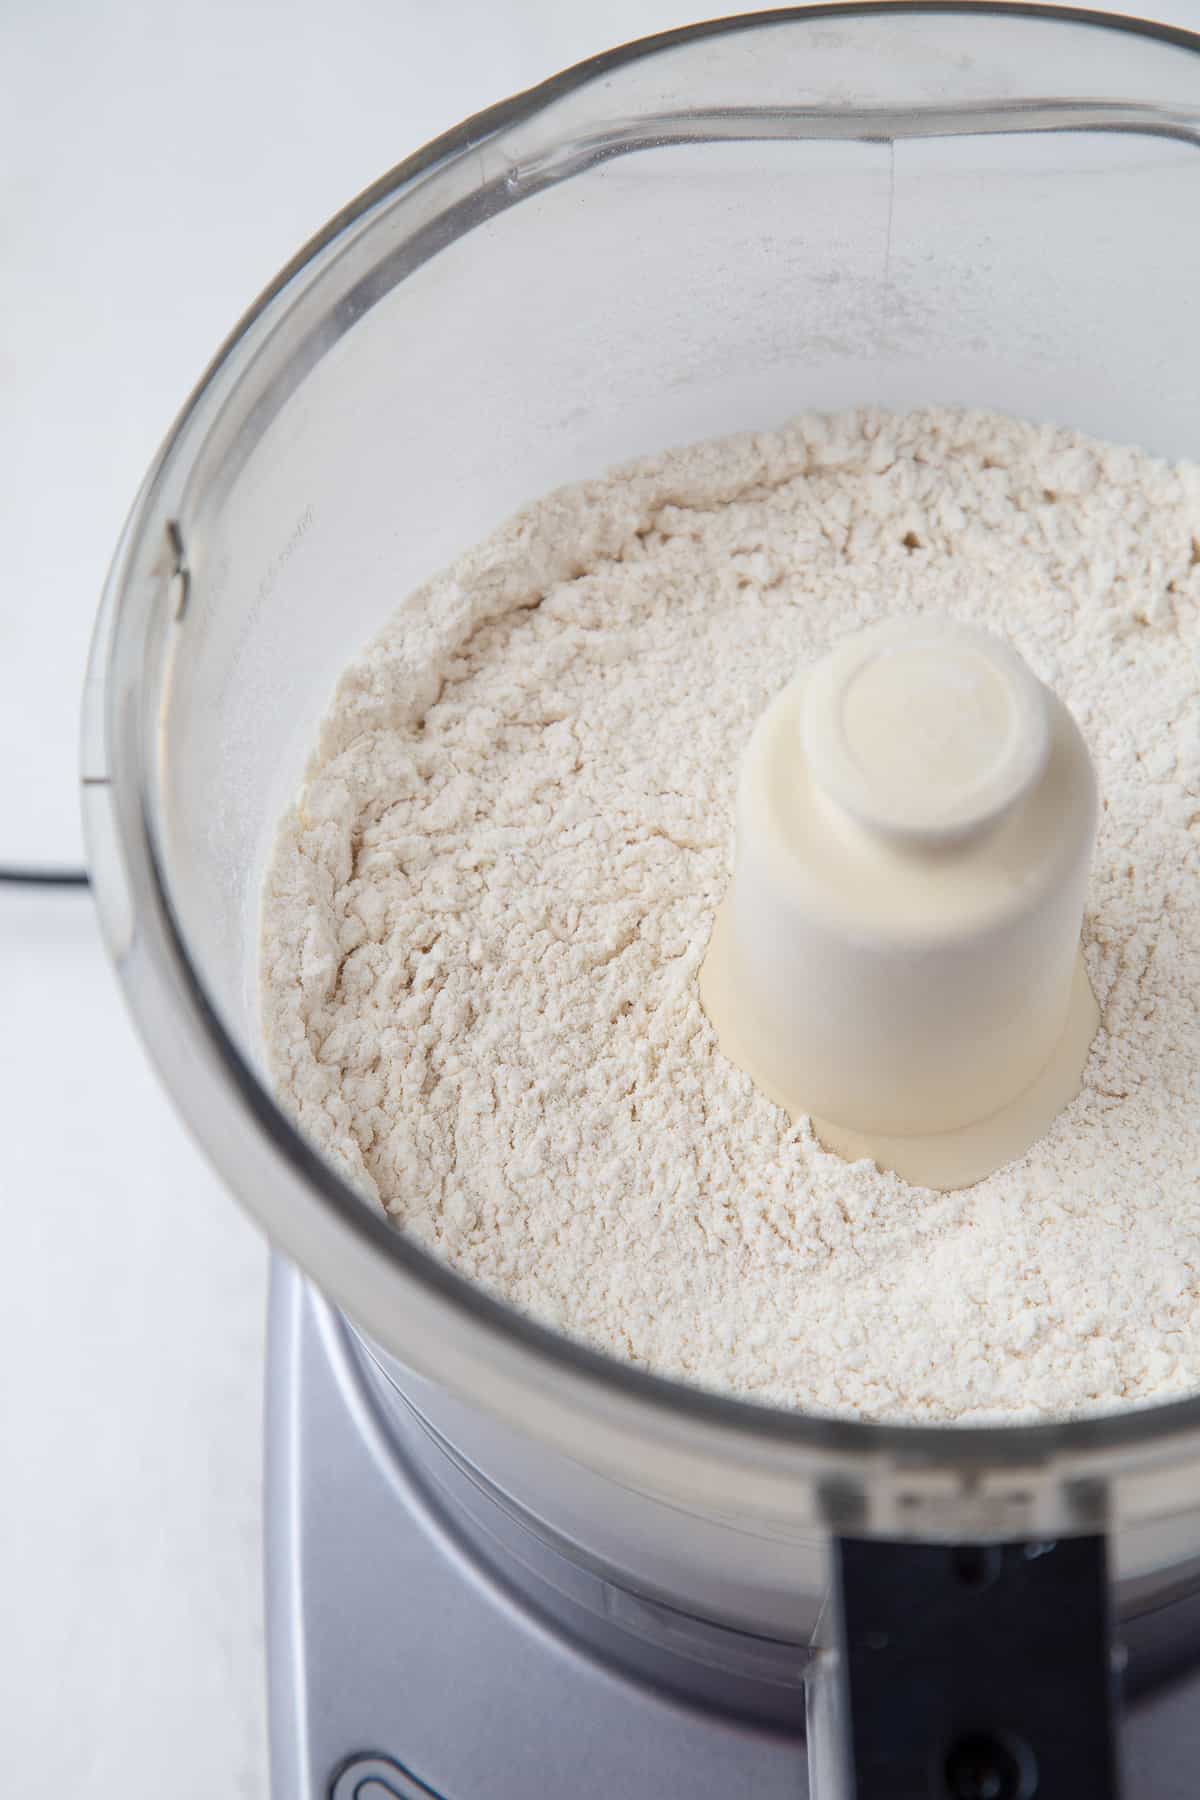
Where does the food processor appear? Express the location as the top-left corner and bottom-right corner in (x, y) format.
(81, 6), (1200, 1794)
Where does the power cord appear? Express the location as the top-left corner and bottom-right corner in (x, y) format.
(0, 866), (89, 887)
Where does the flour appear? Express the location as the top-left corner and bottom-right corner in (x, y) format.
(261, 407), (1200, 1424)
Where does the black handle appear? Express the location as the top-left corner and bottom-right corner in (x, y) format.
(830, 1534), (1120, 1798)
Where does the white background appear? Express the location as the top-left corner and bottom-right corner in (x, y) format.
(3, 3), (1199, 1795)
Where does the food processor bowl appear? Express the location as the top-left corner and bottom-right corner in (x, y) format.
(83, 0), (1200, 1774)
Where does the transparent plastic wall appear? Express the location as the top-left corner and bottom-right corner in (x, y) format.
(87, 8), (1200, 1547)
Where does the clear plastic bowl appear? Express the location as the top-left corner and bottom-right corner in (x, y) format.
(84, 3), (1200, 1645)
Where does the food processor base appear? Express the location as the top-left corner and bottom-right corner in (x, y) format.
(265, 1258), (1200, 1799)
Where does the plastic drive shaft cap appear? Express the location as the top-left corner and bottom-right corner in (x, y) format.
(802, 617), (1052, 846)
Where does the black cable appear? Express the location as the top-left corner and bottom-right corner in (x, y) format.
(0, 866), (89, 888)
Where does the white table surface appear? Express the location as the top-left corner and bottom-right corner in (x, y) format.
(4, 3), (1199, 1795)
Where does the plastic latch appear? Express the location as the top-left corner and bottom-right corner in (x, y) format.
(827, 1535), (1120, 1799)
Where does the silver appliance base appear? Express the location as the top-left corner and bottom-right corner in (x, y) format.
(266, 1258), (1200, 1799)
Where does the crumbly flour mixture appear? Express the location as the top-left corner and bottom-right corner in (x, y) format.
(262, 407), (1200, 1423)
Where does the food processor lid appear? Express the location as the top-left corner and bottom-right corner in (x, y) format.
(82, 2), (1200, 1536)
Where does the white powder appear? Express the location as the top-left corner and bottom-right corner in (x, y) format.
(261, 407), (1200, 1424)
